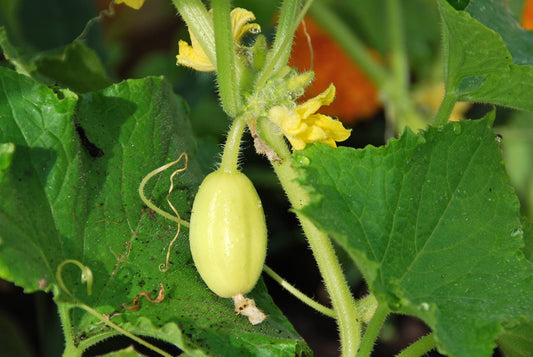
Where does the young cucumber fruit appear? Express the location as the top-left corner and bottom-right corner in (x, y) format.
(189, 169), (267, 298)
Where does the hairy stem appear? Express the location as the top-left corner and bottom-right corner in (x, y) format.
(257, 0), (314, 87)
(263, 265), (336, 318)
(212, 0), (241, 116)
(172, 0), (215, 65)
(433, 90), (457, 126)
(355, 294), (378, 324)
(396, 333), (437, 357)
(219, 115), (246, 173)
(58, 304), (79, 357)
(79, 304), (173, 357)
(263, 131), (361, 356)
(358, 303), (389, 357)
(296, 215), (361, 356)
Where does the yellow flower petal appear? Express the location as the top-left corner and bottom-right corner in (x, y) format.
(231, 8), (261, 41)
(268, 84), (351, 150)
(313, 114), (352, 142)
(287, 137), (307, 151)
(176, 7), (260, 72)
(115, 0), (146, 10)
(176, 38), (215, 72)
(296, 83), (336, 118)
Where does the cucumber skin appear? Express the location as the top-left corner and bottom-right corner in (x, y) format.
(189, 170), (267, 298)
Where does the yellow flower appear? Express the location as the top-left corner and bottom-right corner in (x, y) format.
(176, 8), (260, 72)
(268, 84), (351, 150)
(115, 0), (146, 10)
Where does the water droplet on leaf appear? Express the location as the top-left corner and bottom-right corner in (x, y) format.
(452, 122), (462, 134)
(419, 302), (430, 311)
(294, 155), (310, 167)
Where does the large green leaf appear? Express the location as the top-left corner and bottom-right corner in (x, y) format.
(0, 27), (111, 93)
(438, 0), (533, 110)
(294, 118), (533, 356)
(0, 67), (309, 356)
(13, 0), (97, 51)
(498, 319), (533, 357)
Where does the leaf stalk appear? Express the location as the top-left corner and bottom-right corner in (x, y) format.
(396, 333), (437, 357)
(358, 303), (389, 357)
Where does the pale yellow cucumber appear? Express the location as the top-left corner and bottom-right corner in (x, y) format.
(189, 170), (267, 298)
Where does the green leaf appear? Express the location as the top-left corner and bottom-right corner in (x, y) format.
(496, 111), (533, 220)
(523, 218), (533, 262)
(498, 319), (533, 357)
(1, 27), (111, 93)
(438, 0), (533, 110)
(13, 0), (97, 51)
(0, 142), (15, 184)
(497, 219), (533, 357)
(0, 67), (309, 356)
(294, 118), (533, 356)
(464, 0), (533, 66)
(32, 41), (112, 93)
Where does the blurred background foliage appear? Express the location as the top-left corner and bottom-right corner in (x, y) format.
(0, 0), (532, 355)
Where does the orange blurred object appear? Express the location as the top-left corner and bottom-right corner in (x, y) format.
(289, 17), (381, 125)
(522, 0), (533, 29)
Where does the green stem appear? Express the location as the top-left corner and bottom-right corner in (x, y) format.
(297, 215), (361, 356)
(76, 330), (121, 354)
(309, 0), (388, 88)
(263, 265), (336, 318)
(354, 294), (378, 324)
(358, 303), (389, 357)
(78, 304), (173, 357)
(172, 0), (216, 65)
(311, 0), (426, 134)
(212, 0), (241, 116)
(433, 90), (457, 126)
(382, 0), (426, 134)
(58, 304), (79, 357)
(265, 132), (361, 356)
(257, 0), (314, 88)
(219, 115), (246, 173)
(396, 333), (437, 357)
(387, 0), (408, 94)
(268, 0), (299, 66)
